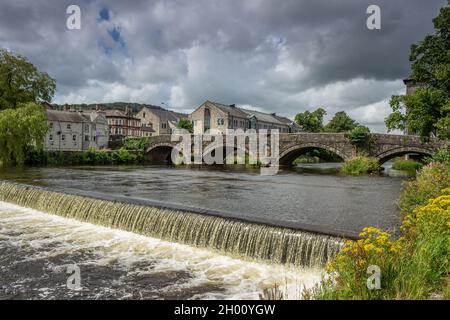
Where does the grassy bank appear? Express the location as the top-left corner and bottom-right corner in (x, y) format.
(25, 147), (144, 166)
(340, 156), (379, 175)
(307, 154), (450, 299)
(392, 158), (423, 171)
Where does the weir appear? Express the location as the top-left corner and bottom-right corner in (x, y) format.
(0, 181), (342, 267)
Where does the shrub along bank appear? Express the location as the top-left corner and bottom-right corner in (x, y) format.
(308, 150), (450, 300)
(25, 147), (143, 166)
(340, 156), (380, 175)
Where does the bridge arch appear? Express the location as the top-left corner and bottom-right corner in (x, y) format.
(376, 147), (434, 165)
(279, 143), (348, 165)
(202, 143), (252, 164)
(145, 143), (178, 163)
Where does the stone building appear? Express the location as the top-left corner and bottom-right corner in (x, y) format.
(44, 109), (109, 151)
(136, 106), (188, 135)
(189, 100), (300, 134)
(403, 78), (423, 95)
(105, 107), (142, 145)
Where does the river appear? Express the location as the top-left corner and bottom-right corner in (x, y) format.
(0, 163), (410, 299)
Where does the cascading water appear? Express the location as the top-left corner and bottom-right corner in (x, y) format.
(0, 181), (342, 267)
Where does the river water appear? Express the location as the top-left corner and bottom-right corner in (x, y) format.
(0, 163), (409, 299)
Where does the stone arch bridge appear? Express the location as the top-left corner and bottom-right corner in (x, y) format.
(145, 133), (448, 165)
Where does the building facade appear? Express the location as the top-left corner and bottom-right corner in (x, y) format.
(105, 107), (142, 145)
(189, 100), (300, 134)
(44, 109), (109, 151)
(136, 106), (188, 135)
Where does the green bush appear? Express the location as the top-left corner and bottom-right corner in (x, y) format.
(111, 147), (137, 164)
(340, 156), (379, 175)
(345, 125), (371, 148)
(25, 147), (142, 166)
(293, 155), (320, 164)
(427, 147), (450, 164)
(392, 158), (423, 171)
(122, 137), (151, 151)
(398, 162), (450, 214)
(309, 162), (450, 300)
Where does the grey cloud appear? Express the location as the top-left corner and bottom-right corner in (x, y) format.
(0, 0), (447, 132)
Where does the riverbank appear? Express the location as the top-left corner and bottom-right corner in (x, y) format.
(307, 152), (450, 299)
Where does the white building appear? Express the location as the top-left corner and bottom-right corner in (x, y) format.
(44, 109), (109, 151)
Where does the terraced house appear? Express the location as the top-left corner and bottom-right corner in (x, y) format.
(105, 107), (142, 147)
(136, 106), (188, 135)
(189, 100), (301, 134)
(44, 109), (109, 151)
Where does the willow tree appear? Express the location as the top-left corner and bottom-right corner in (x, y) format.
(0, 102), (48, 166)
(385, 2), (450, 138)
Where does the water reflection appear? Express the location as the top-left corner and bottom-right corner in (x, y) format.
(0, 163), (405, 236)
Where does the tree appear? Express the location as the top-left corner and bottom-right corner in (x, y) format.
(345, 125), (371, 148)
(0, 102), (48, 166)
(0, 49), (56, 109)
(295, 108), (326, 132)
(324, 111), (358, 132)
(385, 2), (450, 138)
(177, 118), (193, 133)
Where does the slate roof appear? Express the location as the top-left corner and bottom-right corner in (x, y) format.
(104, 109), (139, 120)
(45, 110), (88, 123)
(206, 101), (294, 126)
(142, 107), (187, 122)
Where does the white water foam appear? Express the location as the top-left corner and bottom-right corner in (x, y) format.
(0, 201), (323, 299)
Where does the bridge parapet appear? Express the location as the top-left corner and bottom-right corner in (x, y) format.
(145, 133), (448, 165)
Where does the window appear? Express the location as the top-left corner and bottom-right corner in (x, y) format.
(85, 135), (89, 141)
(61, 134), (65, 141)
(217, 118), (224, 125)
(162, 122), (167, 129)
(143, 112), (146, 118)
(72, 135), (77, 141)
(49, 134), (53, 141)
(67, 124), (71, 130)
(49, 122), (53, 129)
(85, 124), (89, 132)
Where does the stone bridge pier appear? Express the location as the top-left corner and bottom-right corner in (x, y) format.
(145, 133), (448, 165)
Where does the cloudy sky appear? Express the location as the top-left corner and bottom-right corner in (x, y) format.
(0, 0), (446, 131)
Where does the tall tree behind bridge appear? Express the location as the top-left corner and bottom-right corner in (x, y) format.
(295, 108), (326, 132)
(385, 1), (450, 138)
(324, 111), (358, 133)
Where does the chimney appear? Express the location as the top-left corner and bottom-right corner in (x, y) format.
(64, 104), (70, 111)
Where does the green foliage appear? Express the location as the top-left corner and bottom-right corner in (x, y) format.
(426, 146), (450, 164)
(0, 102), (48, 166)
(340, 156), (379, 175)
(294, 108), (326, 132)
(177, 118), (193, 133)
(392, 158), (423, 171)
(111, 148), (137, 164)
(310, 162), (450, 300)
(25, 147), (142, 166)
(345, 125), (371, 148)
(386, 88), (450, 138)
(0, 49), (56, 109)
(385, 2), (450, 138)
(293, 149), (343, 164)
(122, 137), (151, 151)
(324, 111), (358, 133)
(398, 162), (450, 214)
